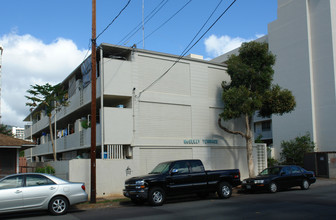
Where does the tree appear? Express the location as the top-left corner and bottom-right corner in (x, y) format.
(25, 83), (68, 161)
(280, 133), (315, 166)
(0, 124), (12, 136)
(218, 41), (296, 177)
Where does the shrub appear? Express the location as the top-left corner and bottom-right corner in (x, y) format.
(35, 165), (55, 175)
(280, 133), (315, 166)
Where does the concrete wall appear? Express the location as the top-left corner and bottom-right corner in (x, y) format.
(328, 153), (336, 178)
(59, 144), (266, 198)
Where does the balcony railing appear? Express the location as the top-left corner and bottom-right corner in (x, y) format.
(25, 125), (101, 158)
(25, 77), (101, 137)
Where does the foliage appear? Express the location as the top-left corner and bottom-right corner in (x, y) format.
(25, 83), (69, 117)
(0, 124), (12, 136)
(255, 134), (263, 143)
(35, 165), (55, 175)
(220, 42), (296, 120)
(25, 83), (69, 161)
(218, 41), (296, 177)
(280, 133), (315, 166)
(267, 158), (279, 167)
(81, 119), (91, 129)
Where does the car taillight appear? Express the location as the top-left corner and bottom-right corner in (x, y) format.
(81, 184), (86, 191)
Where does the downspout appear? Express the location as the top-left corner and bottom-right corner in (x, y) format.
(100, 47), (105, 159)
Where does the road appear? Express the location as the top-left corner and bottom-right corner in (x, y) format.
(1, 180), (335, 220)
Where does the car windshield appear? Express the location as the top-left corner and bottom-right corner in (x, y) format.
(149, 162), (171, 174)
(259, 167), (282, 176)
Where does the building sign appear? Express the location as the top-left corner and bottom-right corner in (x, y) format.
(183, 139), (218, 145)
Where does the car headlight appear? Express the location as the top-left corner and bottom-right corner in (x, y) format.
(135, 180), (145, 185)
(254, 180), (264, 184)
(135, 180), (146, 189)
(242, 180), (247, 184)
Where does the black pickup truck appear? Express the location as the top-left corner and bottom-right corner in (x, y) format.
(123, 159), (241, 206)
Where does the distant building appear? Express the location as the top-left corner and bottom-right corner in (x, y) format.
(12, 127), (25, 140)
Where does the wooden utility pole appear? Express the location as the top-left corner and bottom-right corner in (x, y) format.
(90, 0), (97, 204)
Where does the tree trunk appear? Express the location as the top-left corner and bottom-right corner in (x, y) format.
(245, 114), (255, 178)
(48, 116), (57, 161)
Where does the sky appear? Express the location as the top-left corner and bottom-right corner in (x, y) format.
(0, 0), (278, 127)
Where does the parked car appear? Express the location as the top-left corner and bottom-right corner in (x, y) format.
(242, 165), (316, 193)
(0, 173), (88, 215)
(123, 159), (241, 206)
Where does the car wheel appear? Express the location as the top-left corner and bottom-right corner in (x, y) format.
(48, 196), (69, 215)
(148, 187), (165, 206)
(269, 182), (277, 193)
(301, 179), (310, 190)
(131, 198), (146, 205)
(217, 182), (232, 199)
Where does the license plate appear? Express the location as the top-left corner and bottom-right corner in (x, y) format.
(246, 185), (251, 189)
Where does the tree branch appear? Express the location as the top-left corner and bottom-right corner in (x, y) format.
(218, 118), (246, 138)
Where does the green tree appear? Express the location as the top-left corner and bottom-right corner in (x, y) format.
(280, 133), (315, 166)
(218, 42), (296, 177)
(25, 83), (68, 161)
(0, 124), (12, 136)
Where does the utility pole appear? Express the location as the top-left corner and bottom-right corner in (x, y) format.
(90, 0), (97, 204)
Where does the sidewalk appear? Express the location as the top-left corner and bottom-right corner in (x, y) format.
(313, 177), (336, 187)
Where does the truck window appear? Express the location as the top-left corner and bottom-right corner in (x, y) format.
(190, 160), (204, 173)
(171, 161), (189, 174)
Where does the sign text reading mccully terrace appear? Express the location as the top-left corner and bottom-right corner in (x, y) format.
(183, 139), (218, 144)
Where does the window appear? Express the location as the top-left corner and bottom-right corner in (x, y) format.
(291, 166), (302, 174)
(262, 121), (271, 131)
(26, 175), (55, 187)
(190, 160), (204, 173)
(281, 166), (292, 175)
(0, 176), (23, 189)
(171, 161), (189, 174)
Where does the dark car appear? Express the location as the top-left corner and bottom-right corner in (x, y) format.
(242, 165), (316, 193)
(123, 159), (241, 206)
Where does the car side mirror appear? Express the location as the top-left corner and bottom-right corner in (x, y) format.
(171, 169), (179, 175)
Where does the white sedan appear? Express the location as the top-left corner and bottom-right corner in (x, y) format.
(0, 173), (88, 215)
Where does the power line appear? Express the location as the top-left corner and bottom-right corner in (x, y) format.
(117, 0), (169, 46)
(138, 0), (237, 97)
(96, 0), (132, 40)
(136, 0), (192, 46)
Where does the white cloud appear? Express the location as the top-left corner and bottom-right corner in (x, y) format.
(204, 34), (264, 58)
(0, 32), (89, 127)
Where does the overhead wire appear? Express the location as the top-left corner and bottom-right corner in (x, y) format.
(96, 0), (132, 41)
(136, 0), (193, 46)
(117, 0), (169, 46)
(138, 0), (237, 97)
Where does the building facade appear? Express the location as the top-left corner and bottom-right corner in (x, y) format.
(12, 127), (25, 140)
(24, 44), (267, 180)
(269, 0), (336, 157)
(213, 0), (336, 159)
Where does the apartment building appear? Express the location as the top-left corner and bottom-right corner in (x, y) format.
(213, 0), (336, 159)
(24, 44), (267, 178)
(12, 127), (25, 140)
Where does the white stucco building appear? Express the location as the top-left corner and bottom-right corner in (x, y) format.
(269, 0), (336, 156)
(213, 0), (336, 159)
(24, 44), (267, 189)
